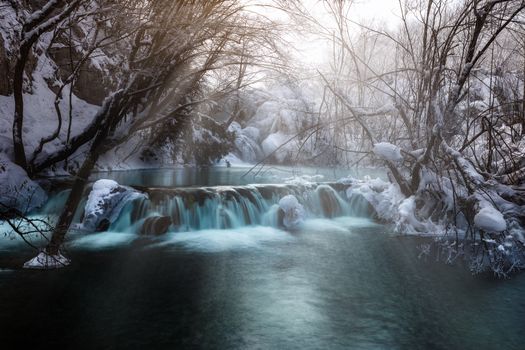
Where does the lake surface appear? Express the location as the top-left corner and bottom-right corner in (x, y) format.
(0, 166), (524, 349)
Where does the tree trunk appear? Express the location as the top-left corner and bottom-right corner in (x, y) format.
(522, 39), (525, 135)
(45, 145), (97, 255)
(12, 44), (31, 170)
(46, 94), (122, 254)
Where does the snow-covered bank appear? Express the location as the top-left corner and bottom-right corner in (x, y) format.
(344, 177), (442, 235)
(0, 155), (47, 214)
(341, 174), (525, 276)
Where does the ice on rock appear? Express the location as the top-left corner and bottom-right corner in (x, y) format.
(474, 202), (507, 232)
(373, 142), (403, 162)
(82, 179), (146, 232)
(278, 195), (305, 229)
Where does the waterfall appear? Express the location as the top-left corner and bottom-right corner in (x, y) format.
(120, 182), (372, 233)
(37, 182), (374, 235)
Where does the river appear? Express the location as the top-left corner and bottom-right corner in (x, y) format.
(0, 166), (524, 349)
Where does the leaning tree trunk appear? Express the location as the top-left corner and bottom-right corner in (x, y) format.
(45, 140), (100, 255)
(45, 97), (121, 255)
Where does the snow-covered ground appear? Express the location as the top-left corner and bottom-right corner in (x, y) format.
(0, 154), (47, 214)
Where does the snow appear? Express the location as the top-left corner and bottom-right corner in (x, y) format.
(252, 100), (284, 134)
(474, 202), (507, 232)
(228, 122), (263, 163)
(375, 102), (396, 114)
(337, 177), (355, 185)
(417, 168), (461, 211)
(23, 251), (70, 269)
(345, 176), (442, 235)
(0, 154), (47, 214)
(261, 132), (294, 163)
(220, 153), (252, 167)
(398, 196), (426, 232)
(279, 195), (305, 229)
(82, 179), (146, 232)
(227, 83), (319, 165)
(373, 142), (403, 162)
(284, 174), (324, 186)
(24, 1), (60, 25)
(0, 45), (99, 165)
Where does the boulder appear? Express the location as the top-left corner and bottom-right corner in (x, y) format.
(95, 218), (111, 232)
(140, 216), (172, 236)
(81, 179), (146, 232)
(317, 186), (341, 218)
(278, 195), (305, 229)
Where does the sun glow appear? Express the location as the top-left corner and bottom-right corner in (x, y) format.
(250, 0), (403, 66)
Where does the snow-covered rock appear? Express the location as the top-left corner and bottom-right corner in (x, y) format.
(278, 195), (305, 229)
(474, 202), (507, 232)
(346, 177), (440, 234)
(373, 142), (403, 162)
(81, 179), (146, 232)
(0, 155), (47, 214)
(23, 251), (70, 269)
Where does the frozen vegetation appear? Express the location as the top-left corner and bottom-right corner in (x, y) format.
(372, 143), (403, 163)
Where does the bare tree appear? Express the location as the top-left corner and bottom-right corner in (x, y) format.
(280, 0), (525, 275)
(10, 0), (85, 170)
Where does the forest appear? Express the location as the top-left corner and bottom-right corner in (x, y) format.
(0, 0), (524, 349)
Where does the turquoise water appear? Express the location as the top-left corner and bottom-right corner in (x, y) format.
(0, 167), (524, 349)
(89, 165), (386, 187)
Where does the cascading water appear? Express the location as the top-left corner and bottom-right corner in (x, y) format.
(27, 181), (374, 240)
(107, 182), (373, 233)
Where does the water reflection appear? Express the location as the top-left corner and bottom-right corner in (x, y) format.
(90, 166), (386, 188)
(0, 219), (524, 349)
